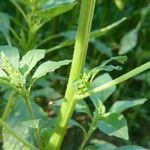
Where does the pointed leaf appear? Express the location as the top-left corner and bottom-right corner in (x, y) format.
(19, 49), (46, 76)
(103, 65), (122, 72)
(119, 28), (138, 54)
(110, 99), (147, 113)
(94, 40), (112, 57)
(114, 0), (125, 11)
(0, 12), (11, 37)
(97, 113), (129, 140)
(84, 139), (116, 150)
(115, 145), (147, 150)
(0, 46), (20, 69)
(90, 73), (116, 105)
(101, 56), (127, 66)
(32, 59), (71, 79)
(36, 1), (76, 24)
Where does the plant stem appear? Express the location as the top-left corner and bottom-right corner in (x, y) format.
(24, 92), (35, 119)
(77, 62), (150, 100)
(2, 91), (17, 121)
(137, 4), (150, 30)
(46, 17), (126, 53)
(79, 111), (98, 150)
(24, 91), (43, 150)
(0, 118), (37, 150)
(37, 33), (63, 48)
(48, 0), (96, 149)
(90, 17), (126, 38)
(6, 36), (12, 47)
(10, 0), (28, 24)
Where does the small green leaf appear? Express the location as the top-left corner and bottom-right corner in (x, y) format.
(62, 30), (76, 39)
(97, 113), (129, 140)
(119, 28), (138, 55)
(103, 65), (122, 72)
(101, 56), (127, 66)
(115, 145), (147, 150)
(32, 59), (71, 79)
(114, 0), (125, 11)
(94, 40), (112, 57)
(90, 73), (116, 105)
(0, 46), (20, 69)
(86, 56), (127, 84)
(21, 119), (40, 129)
(36, 1), (76, 24)
(84, 139), (116, 150)
(19, 49), (46, 76)
(0, 12), (11, 37)
(110, 99), (147, 113)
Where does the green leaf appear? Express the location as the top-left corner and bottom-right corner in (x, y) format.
(62, 30), (76, 39)
(93, 40), (112, 57)
(119, 28), (138, 55)
(90, 73), (116, 105)
(102, 65), (122, 72)
(84, 139), (116, 150)
(114, 0), (125, 11)
(21, 119), (40, 129)
(0, 12), (11, 37)
(110, 99), (147, 113)
(32, 59), (71, 79)
(36, 1), (76, 24)
(87, 56), (127, 83)
(97, 113), (129, 140)
(2, 97), (45, 150)
(0, 46), (20, 69)
(84, 142), (147, 150)
(101, 56), (127, 66)
(19, 49), (46, 76)
(115, 145), (147, 150)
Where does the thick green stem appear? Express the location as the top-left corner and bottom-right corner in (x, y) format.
(48, 0), (96, 149)
(77, 62), (150, 100)
(0, 118), (36, 150)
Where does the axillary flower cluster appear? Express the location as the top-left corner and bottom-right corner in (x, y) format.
(0, 52), (25, 87)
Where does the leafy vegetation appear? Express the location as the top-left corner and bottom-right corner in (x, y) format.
(0, 0), (150, 150)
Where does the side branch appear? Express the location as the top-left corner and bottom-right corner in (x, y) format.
(77, 62), (150, 100)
